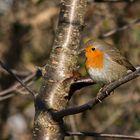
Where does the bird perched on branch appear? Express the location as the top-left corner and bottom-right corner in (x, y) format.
(83, 38), (136, 84)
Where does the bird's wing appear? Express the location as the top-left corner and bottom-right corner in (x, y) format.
(105, 44), (136, 72)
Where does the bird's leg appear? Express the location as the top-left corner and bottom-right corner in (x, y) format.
(98, 84), (109, 96)
(96, 97), (102, 103)
(101, 85), (115, 95)
(96, 85), (105, 103)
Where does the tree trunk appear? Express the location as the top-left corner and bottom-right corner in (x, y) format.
(33, 0), (87, 140)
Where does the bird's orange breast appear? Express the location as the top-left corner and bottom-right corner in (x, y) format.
(85, 49), (104, 69)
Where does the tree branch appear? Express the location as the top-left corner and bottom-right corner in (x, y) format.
(53, 67), (140, 118)
(0, 94), (15, 101)
(0, 60), (35, 97)
(0, 73), (35, 96)
(93, 0), (135, 2)
(67, 76), (95, 99)
(66, 131), (140, 140)
(100, 18), (140, 38)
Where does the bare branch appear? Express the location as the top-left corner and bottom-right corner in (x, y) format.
(0, 94), (15, 101)
(0, 69), (31, 77)
(0, 67), (42, 99)
(71, 76), (95, 91)
(100, 18), (140, 38)
(73, 76), (94, 84)
(53, 67), (140, 118)
(93, 0), (135, 2)
(0, 60), (35, 97)
(0, 73), (35, 96)
(66, 131), (140, 140)
(67, 76), (95, 99)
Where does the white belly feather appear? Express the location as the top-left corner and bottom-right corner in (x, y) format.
(88, 56), (127, 84)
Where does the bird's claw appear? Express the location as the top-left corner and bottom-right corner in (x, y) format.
(96, 97), (102, 103)
(105, 90), (109, 95)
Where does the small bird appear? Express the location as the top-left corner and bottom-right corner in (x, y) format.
(84, 38), (136, 85)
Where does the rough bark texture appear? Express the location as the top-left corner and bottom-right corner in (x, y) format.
(33, 0), (87, 140)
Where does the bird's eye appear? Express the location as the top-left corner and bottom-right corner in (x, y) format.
(92, 48), (95, 51)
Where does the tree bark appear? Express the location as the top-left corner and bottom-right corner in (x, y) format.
(33, 0), (87, 140)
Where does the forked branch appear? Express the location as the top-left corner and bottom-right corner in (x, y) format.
(53, 67), (140, 118)
(0, 60), (35, 97)
(100, 18), (140, 38)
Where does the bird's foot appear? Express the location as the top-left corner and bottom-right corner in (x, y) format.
(96, 97), (102, 103)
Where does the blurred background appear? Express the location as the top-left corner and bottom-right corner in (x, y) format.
(0, 0), (140, 140)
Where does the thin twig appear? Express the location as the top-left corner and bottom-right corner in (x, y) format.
(66, 131), (140, 140)
(73, 76), (94, 84)
(93, 0), (135, 2)
(1, 69), (31, 78)
(0, 73), (35, 96)
(0, 94), (15, 101)
(53, 67), (140, 118)
(100, 19), (140, 38)
(0, 60), (35, 97)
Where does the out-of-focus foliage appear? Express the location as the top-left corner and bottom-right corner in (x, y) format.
(0, 0), (140, 140)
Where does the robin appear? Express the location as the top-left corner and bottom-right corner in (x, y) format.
(83, 38), (136, 85)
